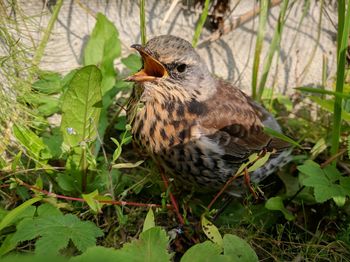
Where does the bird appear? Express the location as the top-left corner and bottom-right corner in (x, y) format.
(126, 35), (290, 195)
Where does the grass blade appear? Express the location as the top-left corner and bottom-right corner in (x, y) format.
(0, 196), (42, 231)
(257, 0), (289, 101)
(140, 0), (147, 45)
(296, 87), (350, 99)
(30, 0), (63, 80)
(330, 0), (350, 162)
(264, 127), (302, 148)
(252, 0), (269, 100)
(192, 0), (211, 48)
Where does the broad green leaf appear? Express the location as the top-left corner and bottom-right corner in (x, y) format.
(0, 254), (65, 262)
(297, 160), (322, 177)
(298, 160), (348, 206)
(0, 197), (42, 231)
(115, 227), (171, 261)
(60, 65), (102, 149)
(143, 208), (155, 233)
(12, 213), (103, 255)
(121, 54), (142, 73)
(201, 215), (223, 249)
(323, 165), (342, 182)
(265, 196), (294, 221)
(181, 241), (225, 262)
(223, 234), (259, 262)
(84, 13), (120, 95)
(71, 247), (120, 262)
(32, 72), (62, 94)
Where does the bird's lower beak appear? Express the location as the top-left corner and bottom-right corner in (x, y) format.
(125, 44), (168, 82)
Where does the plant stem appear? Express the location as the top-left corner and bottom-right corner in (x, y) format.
(192, 0), (211, 48)
(140, 0), (147, 45)
(252, 0), (269, 100)
(330, 0), (350, 163)
(257, 0), (289, 101)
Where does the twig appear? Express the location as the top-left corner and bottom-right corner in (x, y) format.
(197, 0), (282, 47)
(320, 148), (347, 168)
(207, 150), (268, 210)
(207, 170), (239, 210)
(17, 180), (172, 209)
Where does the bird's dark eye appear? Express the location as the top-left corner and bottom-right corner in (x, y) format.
(176, 64), (187, 73)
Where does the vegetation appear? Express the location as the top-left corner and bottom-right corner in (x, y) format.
(0, 0), (350, 261)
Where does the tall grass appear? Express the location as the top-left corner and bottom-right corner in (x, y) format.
(140, 0), (147, 45)
(257, 0), (289, 100)
(330, 0), (350, 163)
(0, 1), (63, 158)
(192, 0), (211, 48)
(29, 0), (63, 81)
(252, 0), (269, 100)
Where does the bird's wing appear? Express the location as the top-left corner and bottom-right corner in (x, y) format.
(198, 80), (289, 162)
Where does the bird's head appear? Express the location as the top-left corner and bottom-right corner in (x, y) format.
(126, 35), (215, 99)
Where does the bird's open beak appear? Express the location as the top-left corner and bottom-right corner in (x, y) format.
(125, 44), (168, 82)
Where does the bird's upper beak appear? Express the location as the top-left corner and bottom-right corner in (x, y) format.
(126, 44), (168, 82)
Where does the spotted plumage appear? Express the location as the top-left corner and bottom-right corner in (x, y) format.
(126, 35), (290, 194)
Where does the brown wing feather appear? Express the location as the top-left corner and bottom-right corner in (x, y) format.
(199, 80), (288, 159)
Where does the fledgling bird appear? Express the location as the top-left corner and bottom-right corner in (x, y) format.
(126, 35), (290, 195)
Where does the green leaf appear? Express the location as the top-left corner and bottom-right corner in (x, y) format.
(32, 72), (62, 94)
(60, 65), (102, 149)
(182, 234), (258, 262)
(265, 197), (294, 221)
(192, 0), (210, 47)
(296, 86), (350, 99)
(115, 227), (171, 261)
(223, 234), (258, 262)
(13, 124), (47, 160)
(201, 215), (223, 249)
(247, 151), (271, 172)
(264, 127), (301, 148)
(121, 54), (142, 73)
(297, 160), (322, 177)
(70, 247), (121, 262)
(0, 254), (65, 262)
(112, 160), (144, 169)
(12, 213), (103, 255)
(0, 234), (17, 257)
(84, 13), (120, 95)
(298, 160), (348, 206)
(181, 241), (224, 262)
(143, 208), (155, 233)
(310, 96), (350, 121)
(111, 137), (122, 162)
(0, 197), (42, 231)
(310, 138), (327, 159)
(82, 190), (103, 214)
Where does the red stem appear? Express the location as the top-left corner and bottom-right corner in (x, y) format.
(18, 181), (172, 209)
(160, 172), (185, 225)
